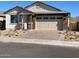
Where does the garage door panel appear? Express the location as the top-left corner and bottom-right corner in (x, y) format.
(36, 21), (57, 30)
(36, 16), (63, 30)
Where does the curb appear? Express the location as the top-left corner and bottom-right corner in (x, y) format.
(0, 37), (79, 48)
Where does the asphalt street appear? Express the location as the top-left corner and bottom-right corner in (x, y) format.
(0, 42), (79, 58)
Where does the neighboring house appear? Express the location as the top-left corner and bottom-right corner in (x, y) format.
(0, 1), (70, 31)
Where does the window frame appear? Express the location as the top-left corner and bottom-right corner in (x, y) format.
(56, 16), (63, 19)
(36, 16), (42, 19)
(43, 16), (48, 19)
(10, 15), (18, 24)
(49, 16), (55, 19)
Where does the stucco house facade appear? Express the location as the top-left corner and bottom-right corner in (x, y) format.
(0, 1), (70, 31)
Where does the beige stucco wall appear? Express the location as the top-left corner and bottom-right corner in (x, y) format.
(5, 10), (19, 30)
(5, 14), (17, 30)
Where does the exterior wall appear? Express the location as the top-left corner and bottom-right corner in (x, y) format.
(57, 19), (63, 30)
(0, 17), (4, 21)
(4, 13), (68, 30)
(5, 14), (17, 30)
(32, 14), (68, 30)
(5, 10), (19, 30)
(63, 17), (68, 30)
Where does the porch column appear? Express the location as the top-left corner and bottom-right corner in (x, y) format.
(29, 15), (33, 30)
(63, 17), (68, 30)
(32, 14), (36, 29)
(18, 15), (20, 24)
(68, 17), (70, 28)
(22, 16), (24, 30)
(20, 14), (27, 30)
(68, 13), (71, 30)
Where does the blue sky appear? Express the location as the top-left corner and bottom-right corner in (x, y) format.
(0, 1), (78, 17)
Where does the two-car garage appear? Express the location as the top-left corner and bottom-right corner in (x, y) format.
(36, 15), (64, 31)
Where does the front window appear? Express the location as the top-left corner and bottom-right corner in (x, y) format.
(57, 17), (63, 19)
(50, 17), (55, 19)
(36, 16), (42, 19)
(43, 17), (48, 19)
(11, 15), (18, 23)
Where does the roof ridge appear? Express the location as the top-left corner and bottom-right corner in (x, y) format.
(24, 1), (62, 11)
(4, 5), (33, 14)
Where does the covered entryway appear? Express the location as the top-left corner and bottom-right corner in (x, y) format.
(18, 14), (32, 30)
(36, 15), (63, 31)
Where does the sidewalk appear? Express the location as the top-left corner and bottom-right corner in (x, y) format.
(0, 37), (79, 48)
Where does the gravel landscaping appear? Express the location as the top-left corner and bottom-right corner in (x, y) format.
(0, 30), (60, 40)
(59, 30), (79, 41)
(0, 29), (79, 41)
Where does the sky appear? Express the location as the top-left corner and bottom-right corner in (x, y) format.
(0, 1), (78, 17)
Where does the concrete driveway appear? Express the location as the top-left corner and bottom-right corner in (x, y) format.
(22, 30), (60, 40)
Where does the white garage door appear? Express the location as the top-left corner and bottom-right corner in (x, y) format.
(36, 16), (63, 30)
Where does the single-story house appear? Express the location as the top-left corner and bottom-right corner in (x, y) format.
(0, 1), (70, 31)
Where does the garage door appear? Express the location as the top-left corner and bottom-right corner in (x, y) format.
(36, 16), (63, 30)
